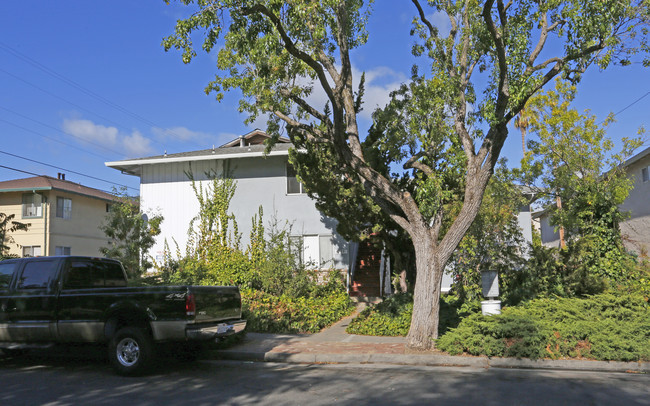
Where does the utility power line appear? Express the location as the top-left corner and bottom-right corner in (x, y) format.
(0, 150), (138, 192)
(0, 164), (117, 195)
(0, 68), (164, 149)
(0, 106), (125, 157)
(0, 42), (206, 150)
(0, 117), (112, 160)
(612, 90), (650, 118)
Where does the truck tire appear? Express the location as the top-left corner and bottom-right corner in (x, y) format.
(108, 327), (153, 376)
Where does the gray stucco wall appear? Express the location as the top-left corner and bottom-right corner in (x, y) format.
(138, 155), (350, 269)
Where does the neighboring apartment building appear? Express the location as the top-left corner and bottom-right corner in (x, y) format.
(0, 174), (116, 257)
(534, 146), (650, 257)
(106, 130), (352, 271)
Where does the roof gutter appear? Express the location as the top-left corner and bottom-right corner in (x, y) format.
(105, 149), (291, 167)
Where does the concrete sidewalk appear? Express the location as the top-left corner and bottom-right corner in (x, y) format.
(213, 311), (650, 374)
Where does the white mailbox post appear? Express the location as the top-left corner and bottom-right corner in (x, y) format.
(481, 270), (501, 315)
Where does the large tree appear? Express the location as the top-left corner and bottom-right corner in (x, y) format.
(522, 79), (642, 283)
(164, 0), (649, 349)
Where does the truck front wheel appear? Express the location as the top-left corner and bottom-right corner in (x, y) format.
(108, 327), (153, 376)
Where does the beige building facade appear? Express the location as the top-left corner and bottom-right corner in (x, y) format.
(619, 146), (650, 257)
(0, 175), (115, 258)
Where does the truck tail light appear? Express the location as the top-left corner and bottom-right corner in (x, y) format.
(185, 293), (196, 317)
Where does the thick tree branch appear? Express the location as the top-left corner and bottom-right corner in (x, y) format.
(482, 0), (510, 120)
(505, 42), (605, 123)
(242, 4), (338, 111)
(411, 0), (438, 38)
(278, 88), (331, 125)
(527, 12), (563, 72)
(273, 111), (330, 143)
(403, 152), (435, 176)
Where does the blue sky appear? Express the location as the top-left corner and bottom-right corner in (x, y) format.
(1, 1), (648, 195)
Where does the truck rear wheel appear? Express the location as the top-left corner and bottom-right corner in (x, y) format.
(108, 327), (153, 376)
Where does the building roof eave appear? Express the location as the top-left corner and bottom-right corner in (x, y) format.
(105, 148), (292, 178)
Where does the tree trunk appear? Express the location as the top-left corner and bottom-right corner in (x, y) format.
(398, 270), (408, 293)
(406, 238), (445, 349)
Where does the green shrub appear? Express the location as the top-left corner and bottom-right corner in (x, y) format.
(346, 293), (413, 336)
(242, 288), (354, 334)
(436, 293), (650, 361)
(345, 293), (478, 336)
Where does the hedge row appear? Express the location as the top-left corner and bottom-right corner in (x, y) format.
(242, 288), (354, 334)
(437, 293), (650, 361)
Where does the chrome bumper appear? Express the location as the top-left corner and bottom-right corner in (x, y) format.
(185, 319), (247, 340)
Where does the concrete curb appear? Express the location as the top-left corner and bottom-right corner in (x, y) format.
(213, 350), (649, 373)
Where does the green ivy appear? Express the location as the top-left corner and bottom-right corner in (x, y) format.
(242, 286), (354, 334)
(345, 293), (477, 336)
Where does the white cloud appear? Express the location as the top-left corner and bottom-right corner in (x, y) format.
(295, 65), (407, 122)
(62, 118), (119, 147)
(356, 66), (407, 119)
(122, 130), (153, 156)
(62, 118), (155, 157)
(428, 11), (452, 37)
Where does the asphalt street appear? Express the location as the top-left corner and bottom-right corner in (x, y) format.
(0, 349), (648, 405)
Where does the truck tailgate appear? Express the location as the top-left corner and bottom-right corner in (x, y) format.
(189, 286), (242, 323)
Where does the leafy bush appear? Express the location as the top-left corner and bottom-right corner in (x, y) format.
(345, 293), (478, 336)
(436, 293), (650, 361)
(243, 287), (354, 334)
(346, 293), (413, 336)
(152, 173), (356, 334)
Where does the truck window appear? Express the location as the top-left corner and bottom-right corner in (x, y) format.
(0, 262), (17, 288)
(65, 260), (103, 289)
(17, 260), (57, 289)
(104, 263), (127, 287)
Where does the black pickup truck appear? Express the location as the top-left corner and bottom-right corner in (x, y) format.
(0, 256), (246, 375)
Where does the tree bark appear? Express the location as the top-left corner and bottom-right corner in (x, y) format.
(406, 236), (445, 349)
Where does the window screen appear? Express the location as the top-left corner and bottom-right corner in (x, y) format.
(56, 197), (72, 219)
(55, 246), (71, 256)
(286, 164), (304, 194)
(642, 167), (649, 183)
(319, 235), (334, 268)
(18, 260), (57, 289)
(22, 246), (41, 257)
(22, 194), (43, 217)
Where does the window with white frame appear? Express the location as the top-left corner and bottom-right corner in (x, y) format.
(642, 167), (649, 183)
(56, 197), (72, 219)
(22, 246), (42, 257)
(22, 193), (43, 218)
(55, 246), (71, 256)
(290, 234), (334, 268)
(286, 164), (305, 194)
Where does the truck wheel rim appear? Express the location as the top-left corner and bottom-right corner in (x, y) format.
(116, 338), (140, 367)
